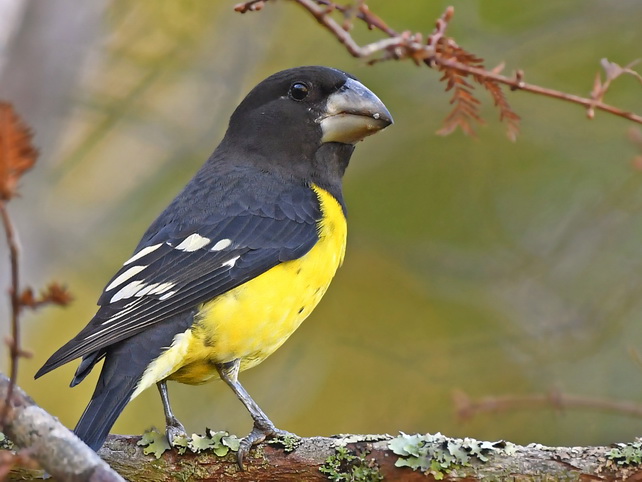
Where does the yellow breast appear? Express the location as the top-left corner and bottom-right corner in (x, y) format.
(132, 184), (347, 396)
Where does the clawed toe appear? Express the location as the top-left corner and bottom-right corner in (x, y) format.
(236, 421), (297, 470)
(165, 417), (188, 446)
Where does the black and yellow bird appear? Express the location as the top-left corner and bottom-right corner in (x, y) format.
(35, 66), (392, 464)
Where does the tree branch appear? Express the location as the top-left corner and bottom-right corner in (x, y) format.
(3, 375), (641, 481)
(0, 373), (124, 481)
(9, 429), (642, 481)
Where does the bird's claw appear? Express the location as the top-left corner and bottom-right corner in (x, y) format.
(236, 420), (296, 470)
(165, 416), (188, 447)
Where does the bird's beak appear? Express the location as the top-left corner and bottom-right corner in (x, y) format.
(319, 77), (393, 144)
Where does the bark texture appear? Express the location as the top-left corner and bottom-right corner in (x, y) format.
(3, 372), (642, 481)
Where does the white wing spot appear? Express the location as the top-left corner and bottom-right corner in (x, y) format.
(211, 238), (232, 251)
(175, 233), (211, 252)
(111, 280), (146, 303)
(148, 282), (175, 295)
(135, 283), (158, 297)
(158, 290), (176, 301)
(123, 243), (162, 266)
(222, 255), (240, 268)
(106, 265), (147, 292)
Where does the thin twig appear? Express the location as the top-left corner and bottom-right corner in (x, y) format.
(435, 57), (642, 125)
(236, 0), (642, 127)
(453, 389), (642, 421)
(0, 201), (20, 429)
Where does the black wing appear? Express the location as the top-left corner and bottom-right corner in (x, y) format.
(35, 184), (321, 377)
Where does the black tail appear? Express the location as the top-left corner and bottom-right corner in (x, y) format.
(74, 370), (139, 451)
(73, 335), (154, 450)
(71, 313), (194, 450)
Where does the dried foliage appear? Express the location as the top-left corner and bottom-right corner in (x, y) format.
(428, 8), (520, 139)
(0, 103), (38, 201)
(236, 0), (642, 138)
(19, 283), (74, 310)
(0, 102), (71, 438)
(433, 40), (486, 137)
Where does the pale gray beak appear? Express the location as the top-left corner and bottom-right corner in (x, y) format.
(319, 77), (393, 144)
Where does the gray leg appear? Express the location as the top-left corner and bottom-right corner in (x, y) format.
(157, 380), (187, 445)
(216, 359), (295, 468)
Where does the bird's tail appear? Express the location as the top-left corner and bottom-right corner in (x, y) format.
(72, 314), (194, 451)
(74, 371), (139, 451)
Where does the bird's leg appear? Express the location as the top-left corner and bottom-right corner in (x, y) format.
(157, 380), (188, 446)
(216, 359), (295, 469)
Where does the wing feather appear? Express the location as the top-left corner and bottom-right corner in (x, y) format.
(35, 185), (322, 378)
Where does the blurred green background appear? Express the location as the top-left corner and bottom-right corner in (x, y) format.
(2, 0), (642, 449)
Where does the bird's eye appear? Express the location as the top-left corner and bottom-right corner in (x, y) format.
(289, 82), (309, 101)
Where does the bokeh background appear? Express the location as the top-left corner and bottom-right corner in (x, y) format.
(2, 0), (642, 449)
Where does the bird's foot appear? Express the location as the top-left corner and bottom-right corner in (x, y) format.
(237, 420), (296, 470)
(165, 416), (188, 447)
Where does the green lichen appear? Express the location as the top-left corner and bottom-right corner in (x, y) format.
(137, 427), (240, 459)
(607, 441), (642, 466)
(319, 446), (383, 482)
(0, 432), (14, 450)
(267, 433), (300, 452)
(389, 432), (515, 480)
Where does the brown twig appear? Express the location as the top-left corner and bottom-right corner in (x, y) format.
(437, 57), (642, 125)
(0, 202), (21, 429)
(453, 389), (642, 421)
(0, 103), (71, 433)
(235, 0), (642, 133)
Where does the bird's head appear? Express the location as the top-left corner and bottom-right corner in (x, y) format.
(220, 66), (392, 184)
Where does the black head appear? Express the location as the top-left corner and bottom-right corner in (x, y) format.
(216, 66), (392, 193)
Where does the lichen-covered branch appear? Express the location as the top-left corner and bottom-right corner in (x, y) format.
(94, 433), (642, 481)
(6, 402), (642, 481)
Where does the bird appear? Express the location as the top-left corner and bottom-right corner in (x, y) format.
(35, 65), (392, 467)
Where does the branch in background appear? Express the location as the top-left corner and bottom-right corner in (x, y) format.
(235, 0), (642, 140)
(453, 388), (642, 421)
(0, 102), (73, 474)
(0, 102), (38, 430)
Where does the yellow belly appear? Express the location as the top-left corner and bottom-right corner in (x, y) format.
(131, 184), (346, 397)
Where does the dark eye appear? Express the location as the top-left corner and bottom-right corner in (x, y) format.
(289, 82), (309, 101)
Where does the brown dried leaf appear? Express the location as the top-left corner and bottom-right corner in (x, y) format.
(435, 39), (486, 137)
(0, 102), (38, 201)
(433, 37), (520, 140)
(19, 282), (73, 309)
(19, 287), (36, 308)
(482, 78), (521, 141)
(40, 282), (74, 307)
